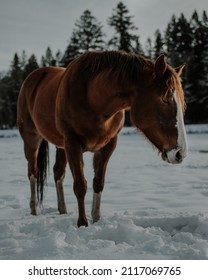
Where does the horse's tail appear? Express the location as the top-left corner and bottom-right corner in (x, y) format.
(37, 139), (49, 203)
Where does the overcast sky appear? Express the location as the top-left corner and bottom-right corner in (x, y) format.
(0, 0), (208, 71)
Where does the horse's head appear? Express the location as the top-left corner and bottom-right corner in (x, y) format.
(131, 54), (187, 164)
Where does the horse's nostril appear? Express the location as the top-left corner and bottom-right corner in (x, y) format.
(175, 150), (182, 162)
(162, 150), (168, 161)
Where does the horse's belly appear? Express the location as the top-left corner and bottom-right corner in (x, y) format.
(86, 137), (111, 152)
(45, 133), (64, 148)
(42, 130), (64, 148)
(35, 119), (64, 148)
(84, 127), (120, 152)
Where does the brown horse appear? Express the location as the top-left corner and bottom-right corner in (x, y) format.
(17, 50), (187, 227)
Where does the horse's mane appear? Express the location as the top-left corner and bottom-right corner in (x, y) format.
(68, 50), (185, 111)
(69, 50), (154, 84)
(164, 66), (186, 112)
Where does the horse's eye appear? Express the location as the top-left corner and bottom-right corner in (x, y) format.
(162, 98), (171, 105)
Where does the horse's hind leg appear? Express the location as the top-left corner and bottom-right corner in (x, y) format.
(92, 136), (118, 223)
(53, 148), (67, 214)
(23, 135), (42, 215)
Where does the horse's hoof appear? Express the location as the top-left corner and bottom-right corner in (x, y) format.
(58, 206), (68, 214)
(92, 215), (100, 223)
(30, 201), (41, 215)
(77, 218), (88, 227)
(59, 210), (68, 215)
(30, 208), (41, 215)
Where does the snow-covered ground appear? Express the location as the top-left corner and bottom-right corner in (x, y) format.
(0, 125), (208, 260)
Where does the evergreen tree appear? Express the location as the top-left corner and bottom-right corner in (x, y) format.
(108, 2), (142, 53)
(10, 53), (22, 87)
(0, 52), (39, 127)
(62, 10), (105, 66)
(19, 50), (27, 71)
(145, 38), (153, 59)
(4, 53), (23, 127)
(61, 34), (80, 66)
(0, 75), (12, 128)
(55, 50), (63, 66)
(165, 13), (193, 67)
(165, 15), (177, 63)
(41, 47), (56, 67)
(23, 54), (39, 79)
(186, 11), (208, 122)
(153, 29), (164, 58)
(202, 10), (208, 25)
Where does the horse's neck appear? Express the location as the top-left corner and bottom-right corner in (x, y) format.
(87, 78), (132, 121)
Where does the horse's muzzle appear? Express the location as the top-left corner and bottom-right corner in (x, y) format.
(162, 147), (187, 164)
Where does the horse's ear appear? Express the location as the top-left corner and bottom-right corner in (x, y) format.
(175, 64), (185, 76)
(155, 54), (167, 78)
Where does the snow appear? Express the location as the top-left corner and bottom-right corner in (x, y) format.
(0, 125), (208, 260)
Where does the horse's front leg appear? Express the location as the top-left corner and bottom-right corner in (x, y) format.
(92, 136), (118, 223)
(53, 148), (67, 214)
(64, 136), (88, 227)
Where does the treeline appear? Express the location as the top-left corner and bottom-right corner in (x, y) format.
(0, 2), (208, 128)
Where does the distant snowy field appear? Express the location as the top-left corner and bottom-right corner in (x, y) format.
(0, 125), (208, 260)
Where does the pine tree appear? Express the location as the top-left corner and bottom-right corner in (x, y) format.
(186, 10), (208, 122)
(55, 50), (63, 66)
(62, 10), (105, 66)
(61, 34), (81, 66)
(10, 53), (22, 87)
(19, 50), (27, 71)
(154, 29), (164, 58)
(41, 47), (56, 67)
(23, 54), (39, 79)
(108, 2), (142, 53)
(145, 38), (153, 59)
(6, 53), (23, 127)
(165, 13), (193, 67)
(0, 75), (12, 128)
(0, 52), (39, 127)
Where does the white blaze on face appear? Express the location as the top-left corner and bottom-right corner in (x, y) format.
(174, 92), (188, 155)
(166, 92), (188, 163)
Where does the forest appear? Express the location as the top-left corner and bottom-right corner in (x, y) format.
(0, 2), (207, 128)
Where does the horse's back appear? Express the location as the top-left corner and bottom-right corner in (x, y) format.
(18, 67), (65, 113)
